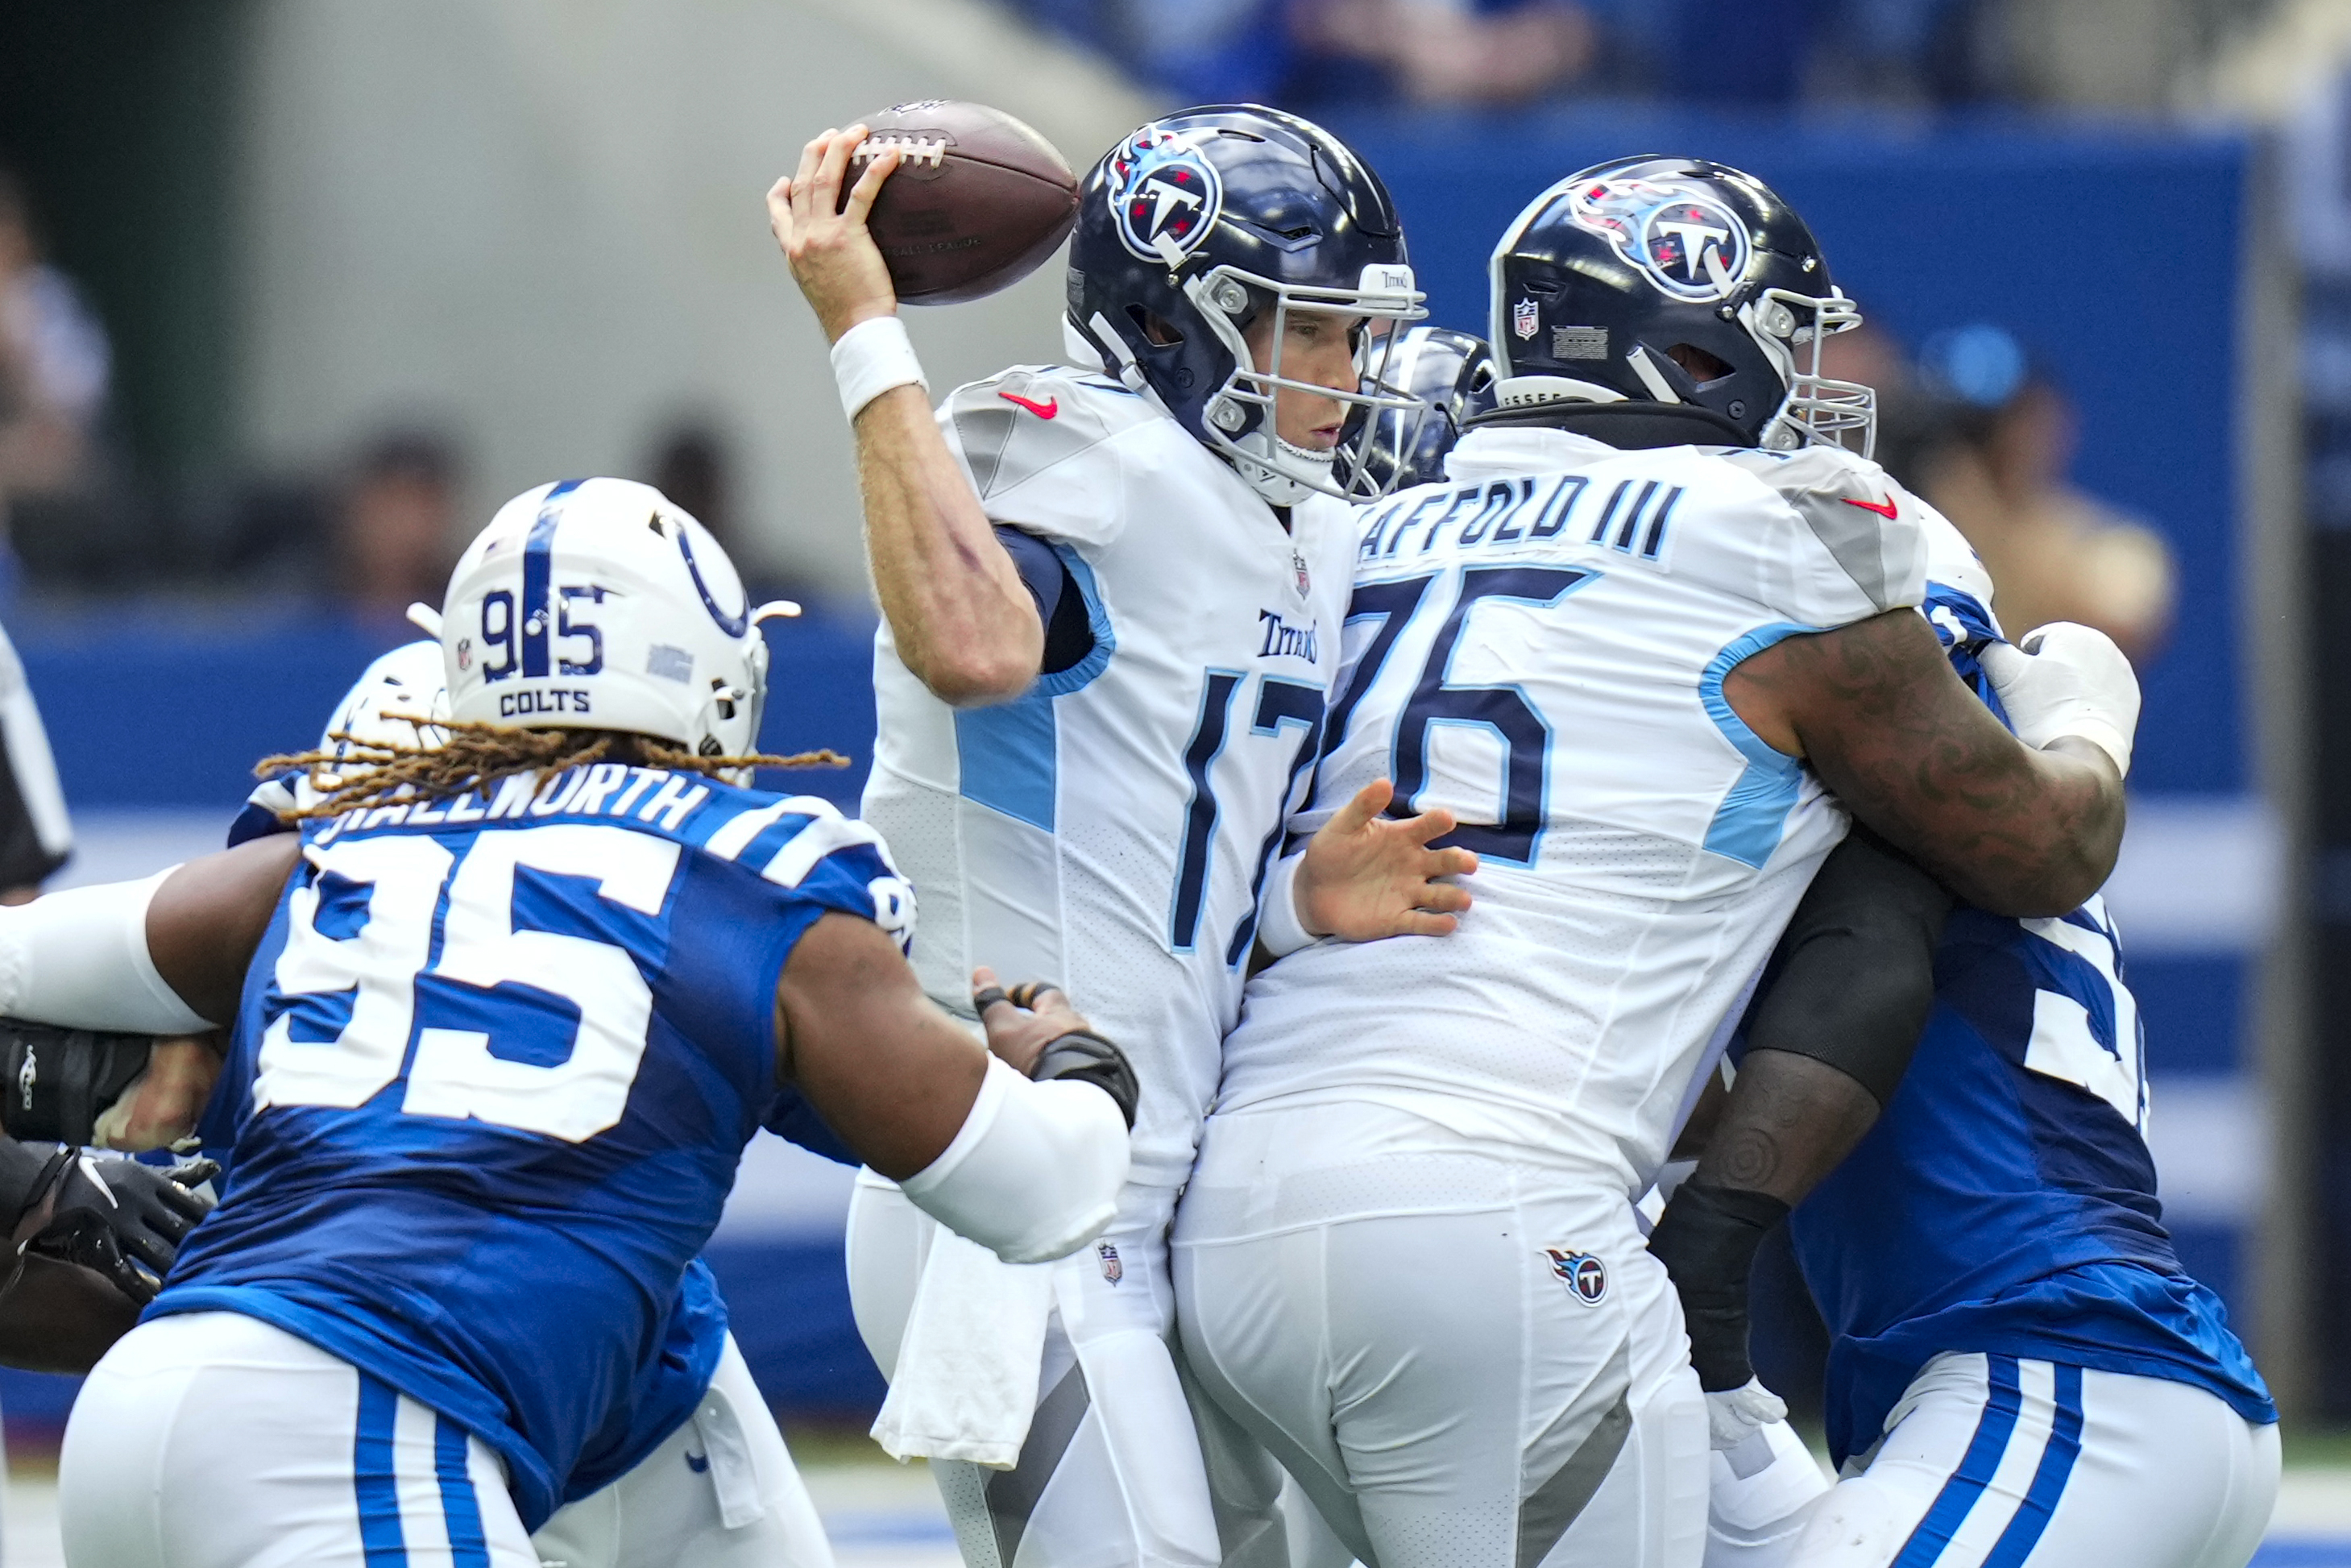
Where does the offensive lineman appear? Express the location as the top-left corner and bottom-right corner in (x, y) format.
(771, 108), (1468, 1568)
(1171, 157), (2133, 1568)
(7, 479), (1140, 1565)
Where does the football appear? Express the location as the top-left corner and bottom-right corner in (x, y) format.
(848, 100), (1082, 305)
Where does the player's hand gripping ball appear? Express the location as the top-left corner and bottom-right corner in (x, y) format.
(768, 102), (1077, 335)
(847, 101), (1080, 304)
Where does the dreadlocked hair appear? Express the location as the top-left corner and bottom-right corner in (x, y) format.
(257, 721), (850, 823)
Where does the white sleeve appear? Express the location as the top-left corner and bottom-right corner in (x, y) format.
(898, 1055), (1129, 1264)
(0, 869), (215, 1031)
(1712, 447), (1929, 626)
(0, 622), (71, 869)
(936, 371), (1146, 550)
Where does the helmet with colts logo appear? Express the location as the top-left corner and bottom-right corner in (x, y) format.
(442, 478), (798, 769)
(1064, 106), (1428, 504)
(1339, 325), (1499, 493)
(1488, 156), (1874, 455)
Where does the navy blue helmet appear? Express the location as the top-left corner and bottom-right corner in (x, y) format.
(1339, 326), (1498, 493)
(1486, 156), (1873, 455)
(1064, 106), (1426, 504)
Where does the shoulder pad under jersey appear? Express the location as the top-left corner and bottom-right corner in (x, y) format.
(939, 367), (1163, 543)
(1713, 446), (1927, 616)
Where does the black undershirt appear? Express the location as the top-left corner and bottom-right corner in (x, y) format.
(992, 525), (1094, 675)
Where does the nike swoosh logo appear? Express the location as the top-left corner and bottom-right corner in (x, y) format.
(684, 1450), (710, 1473)
(999, 392), (1059, 419)
(1843, 495), (1899, 518)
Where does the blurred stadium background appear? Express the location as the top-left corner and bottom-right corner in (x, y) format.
(3, 0), (2349, 1560)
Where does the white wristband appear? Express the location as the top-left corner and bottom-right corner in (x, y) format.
(1254, 851), (1319, 960)
(831, 315), (928, 422)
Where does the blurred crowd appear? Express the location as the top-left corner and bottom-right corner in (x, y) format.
(0, 162), (800, 633)
(1837, 320), (2176, 661)
(1009, 0), (2261, 112)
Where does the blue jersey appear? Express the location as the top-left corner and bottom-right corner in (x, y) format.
(1782, 580), (2273, 1465)
(157, 764), (910, 1529)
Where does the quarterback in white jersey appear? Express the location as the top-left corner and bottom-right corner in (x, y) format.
(1173, 156), (2129, 1568)
(772, 108), (1470, 1568)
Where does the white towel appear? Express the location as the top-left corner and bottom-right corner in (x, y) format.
(869, 1223), (1055, 1468)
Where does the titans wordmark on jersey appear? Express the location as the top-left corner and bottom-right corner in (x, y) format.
(864, 363), (1357, 1191)
(1220, 426), (1930, 1195)
(155, 765), (912, 1531)
(1787, 524), (2271, 1467)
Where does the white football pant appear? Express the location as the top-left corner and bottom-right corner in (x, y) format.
(848, 1172), (1258, 1568)
(1171, 1101), (1710, 1568)
(61, 1311), (832, 1568)
(531, 1332), (834, 1568)
(63, 1311), (538, 1567)
(1728, 1352), (2278, 1568)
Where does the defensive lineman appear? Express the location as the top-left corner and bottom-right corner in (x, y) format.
(1171, 157), (2133, 1568)
(1660, 521), (2275, 1568)
(772, 108), (1468, 1568)
(225, 633), (850, 1568)
(15, 479), (1138, 1565)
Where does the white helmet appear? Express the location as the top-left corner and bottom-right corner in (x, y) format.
(257, 637), (450, 820)
(442, 478), (796, 762)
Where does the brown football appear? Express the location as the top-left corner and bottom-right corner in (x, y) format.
(847, 100), (1081, 305)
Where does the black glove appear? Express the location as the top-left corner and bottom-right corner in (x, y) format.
(1644, 1181), (1789, 1392)
(12, 1150), (220, 1305)
(1032, 1030), (1139, 1130)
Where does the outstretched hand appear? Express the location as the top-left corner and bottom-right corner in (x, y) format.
(971, 969), (1094, 1078)
(766, 124), (903, 343)
(1296, 780), (1476, 942)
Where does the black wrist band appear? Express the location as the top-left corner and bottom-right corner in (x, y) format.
(1646, 1182), (1790, 1392)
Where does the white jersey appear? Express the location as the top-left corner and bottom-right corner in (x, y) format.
(865, 364), (1358, 1189)
(1216, 424), (1936, 1195)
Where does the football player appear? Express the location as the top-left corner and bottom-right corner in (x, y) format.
(0, 478), (1140, 1566)
(222, 633), (850, 1568)
(1168, 156), (2135, 1568)
(770, 108), (1470, 1568)
(1654, 527), (2276, 1567)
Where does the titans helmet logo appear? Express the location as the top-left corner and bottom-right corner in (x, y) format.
(1567, 179), (1752, 304)
(1109, 126), (1222, 263)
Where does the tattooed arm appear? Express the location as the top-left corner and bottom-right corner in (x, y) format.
(1648, 829), (1950, 1396)
(1722, 608), (2123, 919)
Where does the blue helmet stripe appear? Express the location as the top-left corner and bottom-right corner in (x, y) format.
(520, 479), (587, 678)
(676, 523), (748, 637)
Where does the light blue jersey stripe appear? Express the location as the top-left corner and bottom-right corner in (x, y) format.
(1890, 1354), (2025, 1567)
(354, 1374), (408, 1566)
(1698, 621), (1820, 868)
(1983, 1363), (2085, 1568)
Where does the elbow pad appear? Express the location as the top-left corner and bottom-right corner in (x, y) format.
(900, 1056), (1129, 1265)
(0, 871), (213, 1035)
(0, 1023), (155, 1146)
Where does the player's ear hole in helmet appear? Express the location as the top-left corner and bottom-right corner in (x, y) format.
(1481, 156), (1876, 458)
(1063, 106), (1429, 506)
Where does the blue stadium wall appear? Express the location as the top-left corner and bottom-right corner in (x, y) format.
(0, 114), (2263, 1429)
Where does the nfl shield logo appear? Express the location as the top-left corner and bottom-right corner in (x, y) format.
(1292, 549), (1311, 597)
(1545, 1247), (1607, 1305)
(1512, 297), (1540, 340)
(1097, 1241), (1123, 1284)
